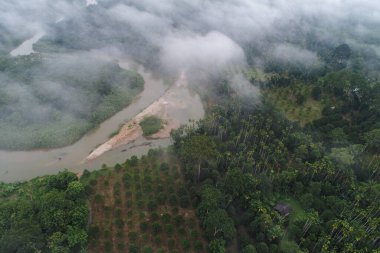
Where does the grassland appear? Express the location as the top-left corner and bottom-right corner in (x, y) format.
(264, 84), (324, 126)
(140, 116), (164, 136)
(83, 150), (207, 253)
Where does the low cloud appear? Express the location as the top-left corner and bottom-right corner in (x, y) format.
(160, 31), (246, 79)
(271, 44), (322, 69)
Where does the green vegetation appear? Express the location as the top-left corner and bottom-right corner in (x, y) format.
(172, 98), (379, 253)
(168, 43), (380, 253)
(264, 83), (324, 126)
(82, 150), (207, 253)
(140, 116), (164, 136)
(1, 31), (380, 253)
(0, 171), (88, 252)
(0, 54), (144, 150)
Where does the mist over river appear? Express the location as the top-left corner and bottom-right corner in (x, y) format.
(0, 59), (204, 182)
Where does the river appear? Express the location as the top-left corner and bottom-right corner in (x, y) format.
(0, 59), (204, 182)
(10, 32), (46, 56)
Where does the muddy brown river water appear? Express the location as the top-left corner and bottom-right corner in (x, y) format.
(0, 60), (204, 182)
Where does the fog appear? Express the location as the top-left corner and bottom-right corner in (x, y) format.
(1, 0), (380, 148)
(2, 0), (380, 73)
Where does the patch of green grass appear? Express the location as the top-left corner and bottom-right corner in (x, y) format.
(264, 85), (324, 126)
(139, 116), (163, 136)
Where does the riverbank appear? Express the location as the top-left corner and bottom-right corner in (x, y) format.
(86, 72), (189, 161)
(0, 64), (204, 183)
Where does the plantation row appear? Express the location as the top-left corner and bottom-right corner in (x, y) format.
(82, 150), (207, 253)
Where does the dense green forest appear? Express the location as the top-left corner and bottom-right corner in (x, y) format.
(168, 43), (380, 253)
(2, 1), (380, 252)
(0, 54), (144, 150)
(172, 99), (379, 253)
(0, 171), (88, 252)
(1, 43), (379, 253)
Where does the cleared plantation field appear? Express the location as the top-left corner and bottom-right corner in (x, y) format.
(264, 85), (324, 126)
(83, 150), (207, 253)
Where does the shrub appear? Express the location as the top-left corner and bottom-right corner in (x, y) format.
(94, 194), (103, 203)
(178, 227), (186, 236)
(115, 218), (124, 229)
(142, 246), (153, 253)
(155, 184), (164, 192)
(179, 196), (190, 208)
(172, 207), (179, 214)
(147, 200), (157, 211)
(88, 225), (100, 239)
(90, 179), (97, 186)
(169, 195), (178, 205)
(136, 220), (147, 231)
(114, 197), (122, 206)
(256, 242), (269, 253)
(168, 239), (176, 249)
(137, 200), (145, 209)
(162, 213), (171, 224)
(165, 224), (174, 236)
(129, 244), (139, 253)
(115, 208), (122, 217)
(125, 191), (132, 198)
(127, 156), (139, 167)
(194, 241), (203, 251)
(208, 239), (225, 253)
(144, 175), (152, 183)
(160, 162), (170, 171)
(312, 86), (322, 100)
(152, 222), (161, 234)
(174, 215), (184, 226)
(187, 218), (195, 227)
(128, 232), (138, 242)
(117, 242), (125, 251)
(182, 239), (191, 251)
(141, 233), (149, 243)
(190, 230), (199, 239)
(116, 230), (124, 238)
(126, 200), (133, 208)
(157, 193), (167, 205)
(177, 186), (188, 196)
(104, 229), (111, 239)
(154, 236), (161, 246)
(242, 244), (257, 253)
(136, 191), (143, 199)
(140, 116), (163, 136)
(104, 241), (113, 253)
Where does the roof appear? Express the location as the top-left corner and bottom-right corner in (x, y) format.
(274, 203), (292, 216)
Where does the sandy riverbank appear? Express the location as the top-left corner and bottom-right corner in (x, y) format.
(86, 72), (188, 161)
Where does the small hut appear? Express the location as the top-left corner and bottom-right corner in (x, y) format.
(274, 203), (292, 217)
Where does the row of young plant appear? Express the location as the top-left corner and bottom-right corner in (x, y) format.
(82, 150), (207, 253)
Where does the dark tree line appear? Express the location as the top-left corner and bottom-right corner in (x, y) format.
(0, 171), (88, 253)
